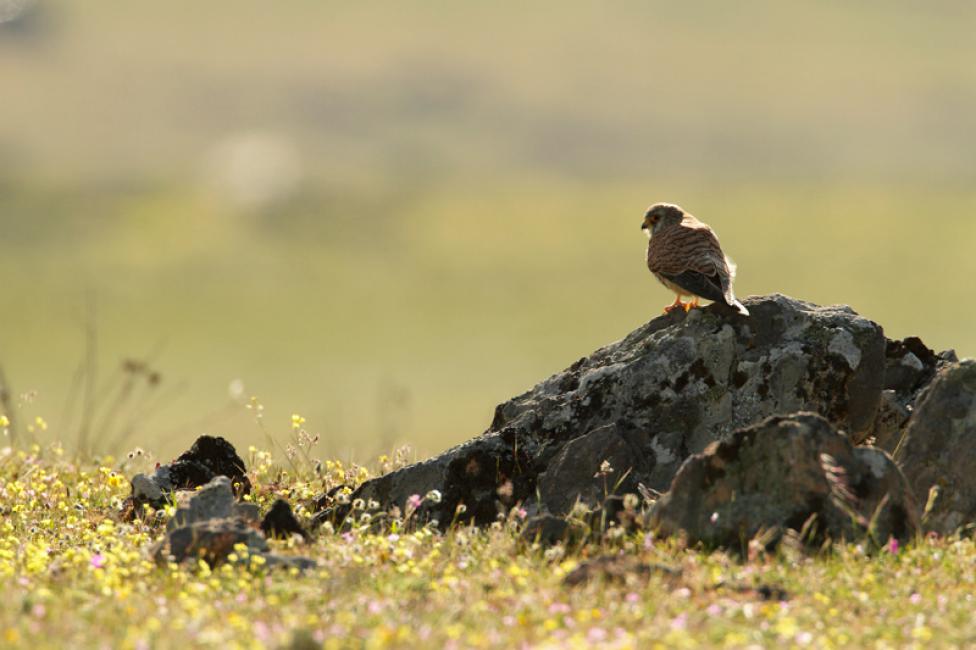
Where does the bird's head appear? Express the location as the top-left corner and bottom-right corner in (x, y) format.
(641, 203), (686, 236)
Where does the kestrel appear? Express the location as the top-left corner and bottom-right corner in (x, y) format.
(642, 203), (749, 316)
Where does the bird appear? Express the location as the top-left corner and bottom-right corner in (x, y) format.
(641, 203), (750, 316)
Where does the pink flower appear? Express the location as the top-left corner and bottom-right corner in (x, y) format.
(625, 592), (640, 604)
(90, 554), (105, 569)
(587, 628), (608, 643)
(887, 537), (900, 554)
(909, 593), (922, 605)
(407, 494), (423, 509)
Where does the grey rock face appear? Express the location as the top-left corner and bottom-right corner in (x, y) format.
(124, 435), (251, 519)
(166, 477), (258, 532)
(153, 476), (316, 570)
(648, 413), (918, 548)
(895, 360), (976, 535)
(319, 294), (890, 529)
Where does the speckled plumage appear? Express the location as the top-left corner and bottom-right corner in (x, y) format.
(642, 203), (749, 315)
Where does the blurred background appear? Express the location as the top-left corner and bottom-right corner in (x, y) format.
(1, 1), (974, 460)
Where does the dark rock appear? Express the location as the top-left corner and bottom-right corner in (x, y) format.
(153, 517), (269, 567)
(865, 337), (957, 450)
(717, 582), (791, 602)
(562, 555), (681, 586)
(536, 425), (646, 516)
(520, 515), (586, 548)
(329, 295), (888, 528)
(174, 435), (251, 496)
(234, 503), (262, 525)
(152, 477), (316, 570)
(124, 435), (251, 519)
(261, 499), (311, 541)
(165, 460), (218, 492)
(895, 360), (976, 535)
(648, 413), (919, 550)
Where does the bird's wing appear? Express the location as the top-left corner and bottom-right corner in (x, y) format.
(658, 269), (726, 303)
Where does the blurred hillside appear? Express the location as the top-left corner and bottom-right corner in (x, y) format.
(1, 1), (974, 459)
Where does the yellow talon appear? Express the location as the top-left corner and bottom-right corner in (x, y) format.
(664, 294), (685, 314)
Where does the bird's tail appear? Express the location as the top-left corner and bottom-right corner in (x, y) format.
(729, 297), (750, 316)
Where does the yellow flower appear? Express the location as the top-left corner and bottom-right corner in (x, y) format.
(291, 413), (306, 430)
(0, 415), (9, 428)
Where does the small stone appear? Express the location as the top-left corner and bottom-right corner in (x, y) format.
(261, 499), (310, 541)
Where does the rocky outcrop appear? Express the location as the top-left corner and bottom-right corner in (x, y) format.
(648, 413), (918, 548)
(123, 435), (251, 519)
(151, 477), (315, 570)
(894, 360), (976, 535)
(866, 337), (957, 452)
(317, 294), (897, 531)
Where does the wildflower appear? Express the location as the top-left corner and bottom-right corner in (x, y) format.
(888, 537), (900, 554)
(594, 459), (614, 478)
(406, 494), (423, 509)
(90, 554), (106, 569)
(425, 490), (442, 504)
(352, 499), (365, 511)
(587, 628), (608, 643)
(0, 415), (9, 429)
(291, 414), (306, 430)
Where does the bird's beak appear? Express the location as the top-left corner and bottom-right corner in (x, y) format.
(640, 222), (648, 231)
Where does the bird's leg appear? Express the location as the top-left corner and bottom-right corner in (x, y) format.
(684, 296), (700, 312)
(664, 294), (685, 314)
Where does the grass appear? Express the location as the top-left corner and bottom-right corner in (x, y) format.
(3, 180), (976, 463)
(3, 1), (976, 461)
(2, 438), (976, 649)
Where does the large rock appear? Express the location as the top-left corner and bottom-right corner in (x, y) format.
(317, 294), (891, 527)
(648, 413), (918, 548)
(152, 476), (315, 570)
(123, 435), (251, 519)
(866, 337), (957, 452)
(166, 476), (259, 532)
(895, 360), (976, 535)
